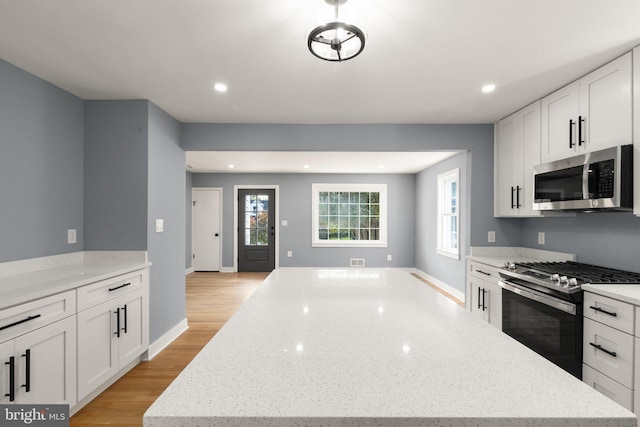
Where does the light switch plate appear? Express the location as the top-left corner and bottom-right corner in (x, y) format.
(282, 220), (288, 227)
(487, 231), (495, 243)
(67, 229), (77, 244)
(287, 251), (292, 257)
(538, 232), (545, 245)
(156, 219), (164, 233)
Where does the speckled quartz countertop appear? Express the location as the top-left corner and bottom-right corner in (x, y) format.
(583, 284), (640, 306)
(144, 268), (635, 427)
(467, 246), (576, 268)
(0, 252), (150, 310)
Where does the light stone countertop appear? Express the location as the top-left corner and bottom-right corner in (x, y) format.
(144, 268), (635, 427)
(0, 252), (151, 310)
(583, 284), (640, 306)
(467, 246), (576, 269)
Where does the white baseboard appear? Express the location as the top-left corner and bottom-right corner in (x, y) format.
(220, 266), (235, 273)
(145, 318), (189, 361)
(412, 269), (465, 303)
(185, 267), (194, 275)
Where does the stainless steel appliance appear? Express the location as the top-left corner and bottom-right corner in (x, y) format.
(533, 145), (633, 211)
(499, 261), (640, 379)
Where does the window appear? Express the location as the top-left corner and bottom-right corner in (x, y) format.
(437, 169), (459, 259)
(312, 183), (387, 247)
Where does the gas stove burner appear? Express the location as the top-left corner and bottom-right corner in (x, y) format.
(516, 261), (640, 285)
(499, 260), (640, 295)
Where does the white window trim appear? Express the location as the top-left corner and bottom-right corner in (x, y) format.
(436, 169), (460, 260)
(312, 183), (388, 248)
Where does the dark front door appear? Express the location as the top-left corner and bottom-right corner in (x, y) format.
(238, 189), (276, 272)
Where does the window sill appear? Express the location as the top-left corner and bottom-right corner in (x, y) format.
(437, 249), (460, 260)
(313, 241), (388, 248)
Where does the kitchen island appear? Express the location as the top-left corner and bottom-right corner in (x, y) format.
(144, 268), (635, 427)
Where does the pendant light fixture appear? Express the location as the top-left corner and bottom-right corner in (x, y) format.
(307, 0), (366, 62)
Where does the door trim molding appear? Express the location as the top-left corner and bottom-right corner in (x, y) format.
(191, 187), (223, 272)
(233, 185), (280, 272)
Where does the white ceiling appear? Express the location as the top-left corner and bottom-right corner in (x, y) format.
(186, 151), (457, 173)
(1, 0), (640, 125)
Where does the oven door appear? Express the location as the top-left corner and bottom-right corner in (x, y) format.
(500, 280), (582, 379)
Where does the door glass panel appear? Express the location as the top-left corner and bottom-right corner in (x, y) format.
(244, 193), (270, 246)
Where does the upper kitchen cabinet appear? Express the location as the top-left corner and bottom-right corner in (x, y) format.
(495, 100), (542, 217)
(541, 53), (632, 163)
(633, 47), (640, 217)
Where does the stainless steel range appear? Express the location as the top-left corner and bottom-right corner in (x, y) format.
(498, 261), (640, 379)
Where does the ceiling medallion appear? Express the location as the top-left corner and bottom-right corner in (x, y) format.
(307, 0), (366, 62)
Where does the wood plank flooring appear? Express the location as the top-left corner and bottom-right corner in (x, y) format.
(70, 271), (267, 427)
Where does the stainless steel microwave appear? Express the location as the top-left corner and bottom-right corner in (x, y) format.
(533, 145), (633, 211)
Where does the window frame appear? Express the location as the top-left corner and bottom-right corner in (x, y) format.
(436, 168), (460, 259)
(311, 183), (388, 248)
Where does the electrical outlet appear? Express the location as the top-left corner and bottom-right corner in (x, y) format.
(287, 251), (292, 257)
(488, 231), (495, 243)
(67, 229), (77, 244)
(387, 254), (392, 261)
(156, 219), (164, 233)
(282, 220), (288, 227)
(538, 232), (545, 245)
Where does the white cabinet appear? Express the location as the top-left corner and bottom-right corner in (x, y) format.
(541, 53), (632, 163)
(467, 261), (502, 330)
(582, 291), (635, 412)
(633, 46), (640, 217)
(495, 101), (541, 217)
(77, 270), (149, 401)
(0, 291), (76, 406)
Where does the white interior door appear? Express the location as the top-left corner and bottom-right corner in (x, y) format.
(192, 188), (221, 271)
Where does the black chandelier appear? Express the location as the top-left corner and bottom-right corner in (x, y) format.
(307, 0), (366, 62)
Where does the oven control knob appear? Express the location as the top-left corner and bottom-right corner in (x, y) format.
(551, 274), (560, 282)
(568, 278), (578, 287)
(559, 276), (569, 285)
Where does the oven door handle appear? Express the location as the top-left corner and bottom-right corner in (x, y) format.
(499, 280), (577, 315)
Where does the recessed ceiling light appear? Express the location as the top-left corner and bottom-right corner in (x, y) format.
(482, 84), (496, 93)
(378, 165), (385, 169)
(213, 83), (228, 93)
(228, 164), (235, 169)
(303, 165), (310, 169)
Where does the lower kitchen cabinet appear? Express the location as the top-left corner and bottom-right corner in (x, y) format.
(582, 290), (637, 413)
(467, 260), (502, 330)
(77, 272), (149, 401)
(0, 315), (76, 406)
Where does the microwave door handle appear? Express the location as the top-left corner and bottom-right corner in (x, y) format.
(583, 164), (591, 200)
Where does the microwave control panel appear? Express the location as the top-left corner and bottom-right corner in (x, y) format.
(588, 159), (614, 199)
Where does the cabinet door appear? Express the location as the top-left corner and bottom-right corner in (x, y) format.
(470, 280), (490, 323)
(519, 101), (541, 216)
(541, 81), (580, 162)
(118, 287), (149, 367)
(14, 316), (76, 406)
(580, 52), (632, 153)
(77, 299), (119, 401)
(487, 281), (502, 331)
(0, 340), (14, 404)
(495, 113), (519, 216)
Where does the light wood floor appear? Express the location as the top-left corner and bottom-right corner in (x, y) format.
(70, 271), (268, 426)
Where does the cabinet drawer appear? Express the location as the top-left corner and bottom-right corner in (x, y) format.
(0, 290), (76, 343)
(583, 317), (634, 388)
(468, 262), (500, 282)
(77, 271), (144, 311)
(584, 292), (634, 334)
(583, 363), (633, 411)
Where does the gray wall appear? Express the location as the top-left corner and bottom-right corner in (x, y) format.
(192, 173), (416, 269)
(147, 103), (186, 342)
(181, 123), (504, 251)
(84, 100), (149, 250)
(519, 213), (640, 273)
(0, 59), (84, 262)
(415, 152), (469, 293)
(186, 172), (193, 270)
